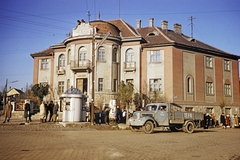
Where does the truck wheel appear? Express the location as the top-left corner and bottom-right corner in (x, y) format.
(184, 121), (194, 133)
(143, 121), (154, 134)
(130, 126), (139, 132)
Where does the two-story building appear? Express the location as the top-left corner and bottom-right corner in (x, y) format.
(31, 18), (240, 120)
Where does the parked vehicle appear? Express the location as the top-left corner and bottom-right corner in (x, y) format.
(128, 103), (204, 134)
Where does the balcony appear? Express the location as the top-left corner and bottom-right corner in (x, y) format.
(123, 61), (136, 72)
(70, 60), (91, 72)
(56, 67), (65, 75)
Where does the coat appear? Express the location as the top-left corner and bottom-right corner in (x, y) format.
(39, 103), (46, 117)
(24, 103), (30, 118)
(4, 102), (12, 118)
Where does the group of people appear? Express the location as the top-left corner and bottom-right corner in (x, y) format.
(220, 113), (239, 129)
(103, 106), (126, 125)
(39, 101), (59, 122)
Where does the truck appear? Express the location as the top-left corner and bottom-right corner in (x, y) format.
(128, 103), (204, 134)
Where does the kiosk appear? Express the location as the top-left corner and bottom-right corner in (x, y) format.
(60, 88), (87, 122)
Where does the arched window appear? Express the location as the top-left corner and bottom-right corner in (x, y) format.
(58, 54), (65, 67)
(67, 49), (71, 64)
(112, 48), (117, 62)
(78, 47), (87, 61)
(186, 75), (194, 94)
(126, 48), (134, 62)
(98, 47), (105, 61)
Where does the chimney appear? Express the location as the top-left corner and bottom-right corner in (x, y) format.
(136, 19), (141, 28)
(161, 20), (168, 30)
(174, 23), (182, 34)
(149, 18), (154, 27)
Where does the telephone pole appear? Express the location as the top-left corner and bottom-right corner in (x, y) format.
(188, 16), (195, 38)
(91, 26), (95, 126)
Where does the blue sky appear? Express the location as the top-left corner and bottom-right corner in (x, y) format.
(0, 0), (240, 91)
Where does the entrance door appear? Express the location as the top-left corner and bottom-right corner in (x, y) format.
(76, 78), (88, 93)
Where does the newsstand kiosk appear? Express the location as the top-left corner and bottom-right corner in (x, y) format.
(60, 87), (87, 122)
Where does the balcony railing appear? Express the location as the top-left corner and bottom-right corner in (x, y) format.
(56, 66), (65, 75)
(70, 60), (91, 72)
(123, 61), (136, 72)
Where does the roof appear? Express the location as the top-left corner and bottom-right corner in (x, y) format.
(30, 18), (239, 59)
(137, 26), (239, 58)
(107, 19), (140, 37)
(30, 48), (53, 58)
(7, 88), (24, 97)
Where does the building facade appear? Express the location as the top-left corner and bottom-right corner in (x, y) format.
(31, 18), (240, 121)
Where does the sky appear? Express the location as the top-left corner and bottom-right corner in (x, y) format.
(0, 0), (240, 91)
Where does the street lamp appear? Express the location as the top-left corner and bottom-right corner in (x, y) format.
(3, 79), (18, 106)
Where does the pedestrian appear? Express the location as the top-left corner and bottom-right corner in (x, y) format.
(104, 107), (110, 125)
(116, 106), (122, 124)
(45, 101), (49, 122)
(122, 109), (126, 123)
(48, 101), (54, 122)
(39, 101), (46, 122)
(230, 115), (235, 128)
(52, 102), (59, 122)
(24, 100), (31, 123)
(220, 113), (226, 129)
(3, 100), (12, 123)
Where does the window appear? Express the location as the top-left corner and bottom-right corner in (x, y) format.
(58, 54), (65, 67)
(187, 77), (192, 93)
(41, 59), (49, 69)
(224, 60), (230, 71)
(58, 81), (64, 94)
(67, 49), (71, 64)
(206, 82), (213, 95)
(206, 56), (213, 68)
(185, 107), (193, 111)
(126, 79), (134, 84)
(149, 79), (162, 92)
(112, 48), (117, 62)
(79, 47), (87, 61)
(98, 47), (105, 61)
(98, 78), (103, 91)
(224, 84), (231, 96)
(126, 48), (134, 62)
(150, 50), (160, 62)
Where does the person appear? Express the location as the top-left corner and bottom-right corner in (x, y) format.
(48, 101), (54, 122)
(24, 100), (31, 122)
(45, 101), (50, 122)
(3, 100), (12, 123)
(122, 109), (126, 123)
(39, 101), (46, 122)
(104, 107), (110, 125)
(116, 106), (122, 124)
(52, 102), (59, 122)
(220, 113), (226, 129)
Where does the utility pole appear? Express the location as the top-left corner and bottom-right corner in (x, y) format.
(91, 26), (95, 126)
(188, 16), (195, 38)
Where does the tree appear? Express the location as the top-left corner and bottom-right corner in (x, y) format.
(117, 81), (134, 122)
(31, 83), (49, 101)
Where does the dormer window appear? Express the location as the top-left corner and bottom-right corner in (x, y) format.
(148, 33), (155, 36)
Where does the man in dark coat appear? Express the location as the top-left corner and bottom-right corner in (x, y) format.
(116, 106), (122, 124)
(220, 113), (226, 128)
(24, 100), (31, 122)
(48, 101), (54, 122)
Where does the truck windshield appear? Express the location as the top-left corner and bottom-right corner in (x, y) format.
(145, 105), (157, 111)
